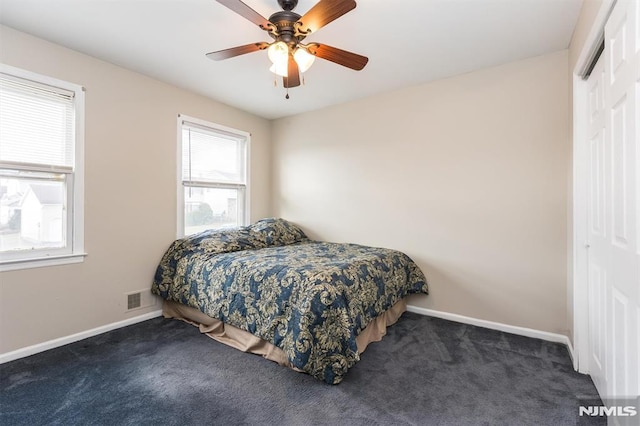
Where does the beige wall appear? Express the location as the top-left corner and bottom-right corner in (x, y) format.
(0, 21), (579, 355)
(273, 51), (571, 334)
(0, 26), (272, 354)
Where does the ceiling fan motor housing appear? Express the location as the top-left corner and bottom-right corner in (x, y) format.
(269, 10), (303, 45)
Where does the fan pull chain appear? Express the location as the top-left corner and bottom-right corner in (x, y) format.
(285, 87), (290, 99)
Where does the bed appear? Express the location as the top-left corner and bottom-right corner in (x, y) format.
(151, 218), (428, 384)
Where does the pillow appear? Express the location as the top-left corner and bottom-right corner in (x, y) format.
(196, 226), (265, 254)
(250, 218), (308, 246)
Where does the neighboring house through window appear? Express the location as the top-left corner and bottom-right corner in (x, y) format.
(178, 115), (249, 236)
(0, 64), (85, 271)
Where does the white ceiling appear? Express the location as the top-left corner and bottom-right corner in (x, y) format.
(0, 0), (583, 119)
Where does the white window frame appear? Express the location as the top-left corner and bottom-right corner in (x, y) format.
(177, 114), (250, 238)
(0, 64), (85, 272)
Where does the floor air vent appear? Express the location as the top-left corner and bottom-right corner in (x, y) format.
(127, 292), (141, 310)
(125, 289), (156, 312)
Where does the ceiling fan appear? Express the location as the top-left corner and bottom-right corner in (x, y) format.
(206, 0), (369, 95)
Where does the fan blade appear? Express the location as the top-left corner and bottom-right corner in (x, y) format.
(296, 0), (356, 34)
(206, 42), (269, 60)
(307, 43), (368, 70)
(283, 55), (300, 88)
(216, 0), (273, 31)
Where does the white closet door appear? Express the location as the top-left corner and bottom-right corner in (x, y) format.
(587, 0), (639, 410)
(587, 52), (607, 398)
(604, 0), (639, 403)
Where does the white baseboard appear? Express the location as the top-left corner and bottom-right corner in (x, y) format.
(406, 305), (572, 348)
(566, 337), (577, 370)
(2, 306), (577, 369)
(0, 310), (163, 364)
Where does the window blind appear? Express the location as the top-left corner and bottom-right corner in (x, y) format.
(181, 122), (245, 185)
(0, 73), (75, 170)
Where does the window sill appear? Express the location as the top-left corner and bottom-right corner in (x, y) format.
(0, 253), (88, 272)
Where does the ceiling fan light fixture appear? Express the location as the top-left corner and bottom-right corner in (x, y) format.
(293, 47), (315, 73)
(269, 63), (288, 77)
(267, 41), (289, 64)
(267, 41), (289, 77)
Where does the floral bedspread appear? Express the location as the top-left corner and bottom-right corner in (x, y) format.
(152, 218), (428, 384)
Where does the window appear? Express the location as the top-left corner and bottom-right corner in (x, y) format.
(0, 64), (85, 271)
(179, 115), (249, 236)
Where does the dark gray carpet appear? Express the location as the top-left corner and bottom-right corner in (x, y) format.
(1, 313), (602, 426)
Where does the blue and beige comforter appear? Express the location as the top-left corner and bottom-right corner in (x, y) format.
(152, 218), (428, 384)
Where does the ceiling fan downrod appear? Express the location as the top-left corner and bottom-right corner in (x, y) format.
(277, 0), (298, 11)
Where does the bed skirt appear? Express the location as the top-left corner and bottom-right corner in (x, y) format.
(162, 298), (408, 373)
